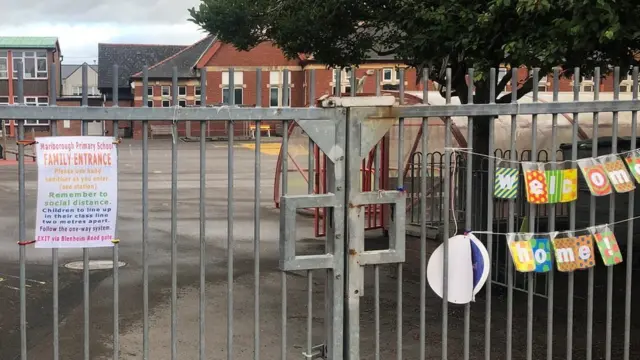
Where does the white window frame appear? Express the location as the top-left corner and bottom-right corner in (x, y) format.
(162, 99), (171, 107)
(72, 86), (82, 96)
(620, 74), (636, 93)
(222, 71), (244, 86)
(222, 87), (243, 105)
(0, 51), (7, 79)
(178, 99), (186, 107)
(178, 86), (187, 97)
(269, 71), (292, 107)
(147, 100), (153, 108)
(12, 50), (48, 79)
(195, 86), (201, 96)
(195, 99), (201, 106)
(0, 96), (9, 104)
(14, 96), (49, 125)
(161, 86), (170, 97)
(147, 86), (154, 96)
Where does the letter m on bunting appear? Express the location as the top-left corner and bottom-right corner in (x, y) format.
(494, 167), (519, 199)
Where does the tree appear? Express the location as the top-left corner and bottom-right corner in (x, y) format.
(190, 0), (639, 157)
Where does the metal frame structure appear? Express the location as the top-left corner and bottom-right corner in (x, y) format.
(2, 61), (640, 360)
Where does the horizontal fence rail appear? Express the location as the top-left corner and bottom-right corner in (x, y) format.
(0, 63), (638, 360)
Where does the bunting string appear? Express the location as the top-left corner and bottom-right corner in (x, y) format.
(468, 214), (640, 237)
(444, 147), (638, 165)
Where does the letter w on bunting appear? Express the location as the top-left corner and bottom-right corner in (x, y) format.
(494, 167), (519, 199)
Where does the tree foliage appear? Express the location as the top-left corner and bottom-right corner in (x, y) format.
(190, 0), (640, 104)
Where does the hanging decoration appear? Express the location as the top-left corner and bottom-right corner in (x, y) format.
(577, 158), (612, 196)
(600, 155), (636, 193)
(522, 163), (548, 204)
(590, 225), (623, 266)
(494, 167), (519, 199)
(624, 149), (640, 183)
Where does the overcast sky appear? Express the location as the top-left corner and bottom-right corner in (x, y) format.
(0, 0), (208, 64)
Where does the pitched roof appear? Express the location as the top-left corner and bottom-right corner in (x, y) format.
(98, 43), (187, 89)
(132, 36), (215, 79)
(62, 63), (100, 79)
(0, 37), (59, 49)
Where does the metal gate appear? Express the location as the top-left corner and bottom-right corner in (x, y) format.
(2, 62), (640, 360)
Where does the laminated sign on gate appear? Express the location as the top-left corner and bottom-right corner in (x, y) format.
(34, 136), (118, 248)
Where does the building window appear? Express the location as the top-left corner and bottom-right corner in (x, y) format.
(178, 86), (186, 96)
(178, 100), (186, 107)
(147, 100), (153, 107)
(0, 51), (7, 79)
(0, 96), (8, 104)
(13, 96), (49, 125)
(161, 86), (170, 96)
(162, 100), (171, 107)
(222, 88), (243, 105)
(269, 71), (292, 107)
(147, 86), (153, 96)
(12, 51), (47, 79)
(195, 86), (201, 96)
(195, 99), (201, 106)
(72, 86), (82, 96)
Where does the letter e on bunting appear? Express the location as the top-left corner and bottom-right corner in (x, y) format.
(599, 154), (635, 193)
(578, 158), (612, 196)
(494, 167), (519, 199)
(624, 149), (640, 183)
(506, 233), (536, 272)
(590, 225), (623, 266)
(574, 234), (596, 269)
(522, 162), (548, 204)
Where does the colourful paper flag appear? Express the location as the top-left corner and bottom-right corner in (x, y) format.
(507, 234), (536, 272)
(494, 167), (519, 199)
(560, 169), (578, 203)
(552, 237), (579, 272)
(625, 150), (640, 183)
(600, 156), (635, 193)
(574, 235), (596, 270)
(529, 237), (553, 273)
(591, 225), (623, 266)
(522, 163), (548, 204)
(545, 170), (563, 203)
(578, 159), (612, 196)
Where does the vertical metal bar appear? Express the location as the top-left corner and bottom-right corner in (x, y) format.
(309, 69), (315, 108)
(111, 64), (120, 360)
(49, 63), (60, 360)
(170, 66), (179, 360)
(567, 67), (581, 360)
(200, 67), (207, 360)
(283, 69), (289, 106)
(281, 119), (289, 360)
(485, 68), (496, 360)
(375, 69), (381, 96)
(527, 68), (539, 360)
(419, 68), (429, 360)
(305, 67), (315, 357)
(397, 67), (405, 360)
(442, 67), (452, 360)
(464, 68), (474, 360)
(306, 270), (313, 356)
(374, 69), (382, 359)
(586, 67), (599, 360)
(253, 68), (261, 360)
(506, 67), (518, 360)
(350, 68), (356, 96)
(605, 67), (620, 360)
(547, 67), (560, 360)
(335, 68), (341, 96)
(227, 67), (235, 360)
(229, 67), (235, 106)
(623, 66), (638, 360)
(141, 65), (150, 360)
(81, 61), (90, 360)
(17, 61), (27, 360)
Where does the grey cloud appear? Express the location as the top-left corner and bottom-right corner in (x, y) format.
(0, 0), (201, 25)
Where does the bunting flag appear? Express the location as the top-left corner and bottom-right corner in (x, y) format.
(551, 236), (579, 272)
(507, 233), (536, 272)
(574, 234), (596, 269)
(522, 162), (548, 204)
(545, 169), (578, 203)
(530, 236), (553, 273)
(578, 158), (612, 196)
(494, 167), (519, 199)
(599, 155), (636, 193)
(590, 225), (623, 266)
(624, 150), (640, 183)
